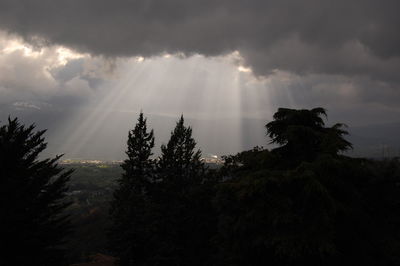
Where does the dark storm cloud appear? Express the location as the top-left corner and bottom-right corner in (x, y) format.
(0, 0), (399, 81)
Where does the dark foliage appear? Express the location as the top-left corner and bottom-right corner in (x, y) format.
(151, 115), (216, 266)
(157, 115), (204, 182)
(108, 114), (217, 266)
(215, 108), (400, 266)
(109, 112), (155, 265)
(266, 108), (352, 167)
(93, 107), (400, 266)
(0, 117), (72, 266)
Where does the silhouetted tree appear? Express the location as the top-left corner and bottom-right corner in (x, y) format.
(150, 115), (215, 265)
(105, 107), (400, 266)
(266, 107), (351, 166)
(157, 115), (203, 184)
(215, 108), (384, 266)
(0, 117), (72, 266)
(109, 112), (155, 265)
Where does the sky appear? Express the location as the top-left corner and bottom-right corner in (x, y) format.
(0, 0), (400, 159)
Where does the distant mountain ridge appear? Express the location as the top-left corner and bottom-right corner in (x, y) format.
(347, 122), (400, 158)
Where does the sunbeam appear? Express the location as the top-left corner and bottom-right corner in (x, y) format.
(58, 59), (152, 157)
(53, 53), (274, 159)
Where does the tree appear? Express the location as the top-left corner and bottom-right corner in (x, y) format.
(109, 112), (155, 265)
(151, 115), (215, 265)
(118, 111), (155, 191)
(0, 117), (72, 266)
(157, 115), (204, 185)
(266, 107), (351, 165)
(215, 108), (374, 266)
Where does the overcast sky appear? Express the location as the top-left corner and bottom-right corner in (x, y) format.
(0, 0), (400, 159)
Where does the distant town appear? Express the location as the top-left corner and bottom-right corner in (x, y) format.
(61, 155), (224, 165)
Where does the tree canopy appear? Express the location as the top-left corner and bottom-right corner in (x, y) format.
(157, 115), (204, 185)
(109, 114), (217, 266)
(109, 112), (155, 265)
(0, 117), (72, 266)
(6, 108), (397, 266)
(216, 108), (400, 266)
(266, 107), (352, 165)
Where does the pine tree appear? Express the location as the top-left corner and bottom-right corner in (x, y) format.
(109, 112), (155, 266)
(0, 117), (72, 266)
(157, 115), (203, 185)
(119, 112), (155, 190)
(152, 115), (214, 265)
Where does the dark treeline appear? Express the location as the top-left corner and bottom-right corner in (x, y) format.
(1, 108), (400, 266)
(108, 114), (216, 266)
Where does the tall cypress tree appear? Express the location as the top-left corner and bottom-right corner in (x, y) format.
(152, 115), (214, 265)
(157, 115), (203, 185)
(109, 112), (155, 266)
(0, 117), (72, 266)
(119, 112), (155, 190)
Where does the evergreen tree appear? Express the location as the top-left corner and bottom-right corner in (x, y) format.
(157, 115), (203, 185)
(0, 117), (72, 266)
(151, 115), (215, 265)
(109, 112), (155, 266)
(119, 112), (155, 190)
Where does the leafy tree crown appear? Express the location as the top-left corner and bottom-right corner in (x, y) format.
(266, 107), (352, 161)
